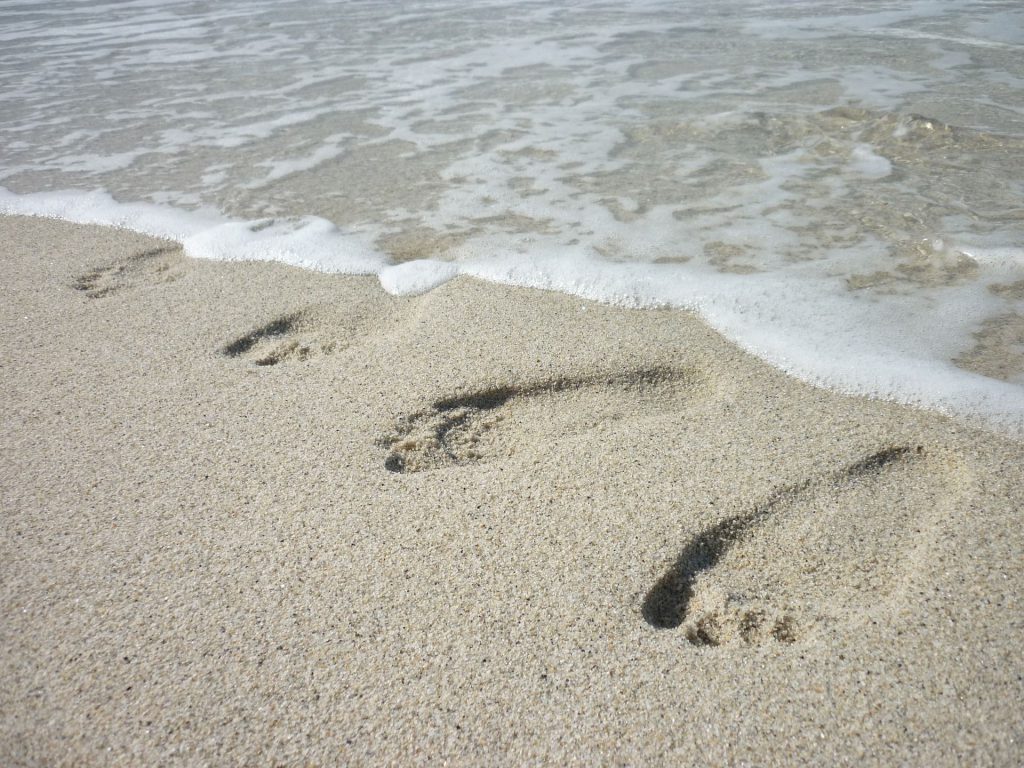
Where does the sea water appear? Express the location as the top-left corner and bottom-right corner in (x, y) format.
(1, 0), (1022, 431)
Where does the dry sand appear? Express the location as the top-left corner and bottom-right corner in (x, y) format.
(1, 214), (1023, 765)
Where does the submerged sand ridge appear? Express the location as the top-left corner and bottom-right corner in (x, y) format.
(1, 215), (1022, 766)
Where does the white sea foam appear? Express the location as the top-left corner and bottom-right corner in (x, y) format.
(849, 145), (893, 178)
(0, 187), (219, 240)
(379, 260), (461, 296)
(0, 188), (385, 274)
(1, 0), (1023, 433)
(182, 218), (385, 274)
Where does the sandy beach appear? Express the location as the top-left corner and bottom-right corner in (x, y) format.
(1, 213), (1022, 765)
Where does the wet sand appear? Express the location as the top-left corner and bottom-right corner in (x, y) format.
(2, 214), (1022, 766)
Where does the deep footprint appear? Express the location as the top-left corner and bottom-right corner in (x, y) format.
(220, 311), (335, 366)
(383, 365), (705, 473)
(642, 445), (951, 646)
(74, 246), (182, 298)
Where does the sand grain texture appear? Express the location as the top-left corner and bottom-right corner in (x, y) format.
(1, 215), (1023, 766)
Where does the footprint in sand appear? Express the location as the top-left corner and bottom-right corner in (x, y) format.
(73, 245), (184, 299)
(220, 296), (402, 367)
(383, 366), (707, 473)
(642, 445), (957, 646)
(220, 310), (336, 367)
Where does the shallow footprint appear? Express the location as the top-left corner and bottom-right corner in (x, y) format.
(73, 245), (183, 298)
(383, 365), (706, 473)
(642, 445), (957, 646)
(220, 310), (335, 367)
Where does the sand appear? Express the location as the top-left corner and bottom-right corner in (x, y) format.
(1, 214), (1022, 766)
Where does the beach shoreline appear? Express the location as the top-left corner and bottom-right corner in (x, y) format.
(2, 213), (1023, 765)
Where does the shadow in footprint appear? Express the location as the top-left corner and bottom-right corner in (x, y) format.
(642, 446), (933, 646)
(384, 366), (706, 473)
(220, 311), (334, 367)
(74, 246), (181, 298)
(643, 514), (752, 631)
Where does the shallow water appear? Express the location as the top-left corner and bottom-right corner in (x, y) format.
(1, 0), (1022, 429)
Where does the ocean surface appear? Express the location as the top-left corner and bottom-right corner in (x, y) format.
(1, 0), (1023, 430)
